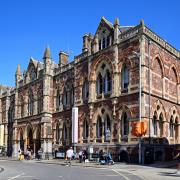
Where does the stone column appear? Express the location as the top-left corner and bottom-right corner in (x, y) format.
(88, 125), (91, 143)
(93, 123), (96, 143)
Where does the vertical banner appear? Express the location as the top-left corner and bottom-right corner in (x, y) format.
(0, 125), (4, 146)
(72, 107), (78, 144)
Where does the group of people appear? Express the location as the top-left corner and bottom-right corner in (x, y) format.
(18, 147), (43, 161)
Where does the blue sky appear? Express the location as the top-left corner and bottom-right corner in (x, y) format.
(0, 0), (179, 86)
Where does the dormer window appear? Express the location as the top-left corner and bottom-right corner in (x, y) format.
(98, 29), (111, 51)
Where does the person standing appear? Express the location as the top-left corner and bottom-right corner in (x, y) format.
(66, 147), (74, 166)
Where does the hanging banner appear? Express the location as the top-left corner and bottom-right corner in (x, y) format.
(0, 125), (4, 146)
(72, 107), (78, 144)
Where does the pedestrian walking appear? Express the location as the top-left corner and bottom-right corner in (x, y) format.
(66, 147), (74, 166)
(174, 151), (180, 175)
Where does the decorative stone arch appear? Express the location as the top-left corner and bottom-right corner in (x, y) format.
(17, 127), (24, 141)
(152, 54), (165, 77)
(151, 100), (167, 121)
(118, 58), (133, 73)
(168, 64), (179, 84)
(168, 106), (179, 123)
(89, 54), (114, 81)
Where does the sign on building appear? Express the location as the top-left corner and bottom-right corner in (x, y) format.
(72, 107), (78, 144)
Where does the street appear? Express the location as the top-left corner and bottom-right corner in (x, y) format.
(0, 160), (180, 180)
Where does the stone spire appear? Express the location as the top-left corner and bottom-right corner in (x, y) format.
(16, 64), (21, 75)
(114, 18), (119, 27)
(43, 46), (51, 59)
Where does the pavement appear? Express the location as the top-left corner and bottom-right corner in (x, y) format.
(0, 156), (177, 169)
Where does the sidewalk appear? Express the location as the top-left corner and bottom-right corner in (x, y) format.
(0, 156), (177, 169)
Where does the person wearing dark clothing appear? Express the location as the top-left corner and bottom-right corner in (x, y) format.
(174, 152), (180, 175)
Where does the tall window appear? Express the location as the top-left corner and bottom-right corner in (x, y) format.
(21, 96), (24, 117)
(56, 124), (60, 143)
(104, 70), (112, 93)
(63, 124), (67, 140)
(96, 73), (103, 95)
(63, 84), (74, 108)
(175, 117), (178, 140)
(56, 91), (61, 110)
(82, 80), (89, 101)
(121, 112), (128, 136)
(121, 65), (129, 89)
(152, 114), (157, 135)
(169, 116), (174, 137)
(83, 119), (89, 139)
(28, 92), (33, 115)
(104, 115), (111, 141)
(159, 113), (163, 137)
(96, 116), (102, 138)
(29, 67), (36, 81)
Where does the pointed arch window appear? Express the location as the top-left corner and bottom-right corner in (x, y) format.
(175, 117), (178, 141)
(104, 70), (112, 93)
(96, 73), (103, 95)
(63, 124), (67, 140)
(56, 91), (61, 110)
(121, 65), (129, 89)
(96, 116), (102, 138)
(56, 124), (60, 143)
(83, 119), (89, 139)
(21, 96), (24, 117)
(82, 80), (89, 101)
(159, 113), (163, 137)
(121, 112), (128, 136)
(104, 115), (111, 141)
(169, 116), (174, 137)
(152, 113), (158, 136)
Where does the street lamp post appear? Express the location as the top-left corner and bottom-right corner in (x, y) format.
(132, 51), (142, 164)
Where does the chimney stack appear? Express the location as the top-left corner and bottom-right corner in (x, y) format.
(59, 51), (69, 67)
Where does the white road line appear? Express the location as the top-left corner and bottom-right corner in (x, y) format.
(8, 173), (24, 180)
(112, 169), (131, 180)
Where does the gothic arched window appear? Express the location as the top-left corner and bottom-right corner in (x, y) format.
(96, 116), (102, 138)
(104, 115), (111, 141)
(104, 70), (112, 93)
(121, 65), (129, 89)
(83, 119), (89, 139)
(56, 124), (60, 143)
(96, 73), (103, 95)
(121, 112), (128, 136)
(152, 113), (158, 135)
(169, 116), (174, 137)
(82, 80), (89, 101)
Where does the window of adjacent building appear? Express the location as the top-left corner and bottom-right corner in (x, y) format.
(121, 65), (129, 89)
(121, 112), (128, 136)
(170, 116), (174, 137)
(96, 116), (102, 138)
(82, 80), (89, 101)
(83, 119), (89, 139)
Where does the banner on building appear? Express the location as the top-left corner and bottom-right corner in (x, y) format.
(0, 125), (4, 146)
(72, 107), (78, 144)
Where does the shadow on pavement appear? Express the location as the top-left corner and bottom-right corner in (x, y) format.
(158, 172), (180, 177)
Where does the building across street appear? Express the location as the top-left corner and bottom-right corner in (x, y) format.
(0, 17), (179, 164)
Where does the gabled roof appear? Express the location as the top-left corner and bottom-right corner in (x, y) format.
(94, 16), (114, 37)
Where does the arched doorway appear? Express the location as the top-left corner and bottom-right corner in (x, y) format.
(119, 150), (129, 163)
(34, 126), (41, 154)
(26, 126), (33, 150)
(19, 130), (24, 151)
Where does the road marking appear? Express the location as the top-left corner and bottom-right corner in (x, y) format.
(112, 169), (131, 180)
(8, 173), (24, 180)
